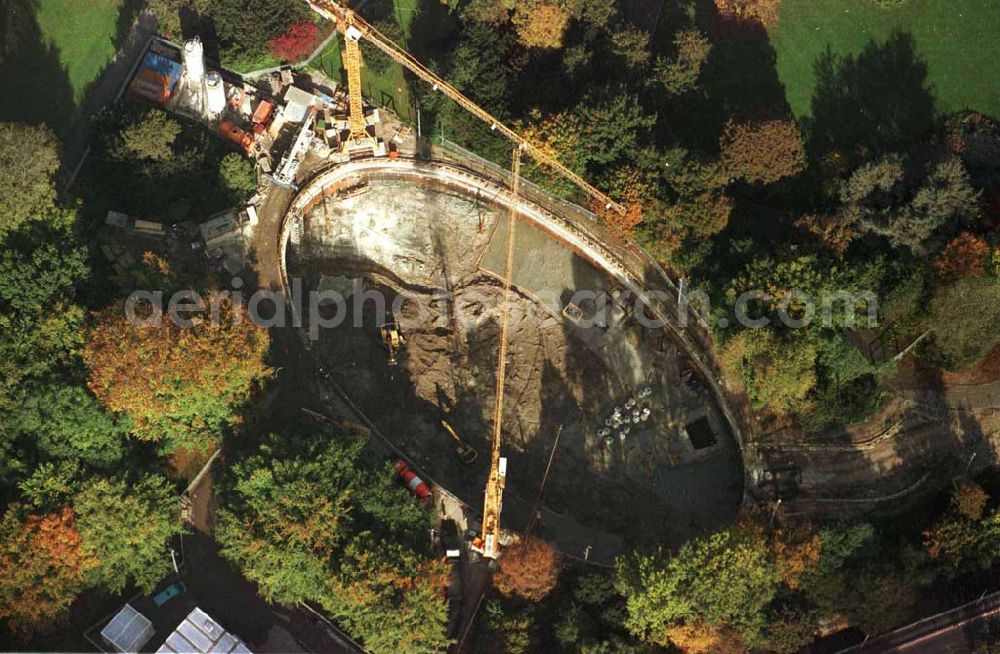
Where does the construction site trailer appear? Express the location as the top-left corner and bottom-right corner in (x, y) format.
(101, 604), (155, 653)
(129, 50), (182, 105)
(133, 219), (166, 235)
(281, 86), (316, 123)
(105, 210), (131, 228)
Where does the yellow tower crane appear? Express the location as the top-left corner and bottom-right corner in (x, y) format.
(304, 0), (625, 215)
(336, 10), (380, 154)
(474, 146), (522, 559)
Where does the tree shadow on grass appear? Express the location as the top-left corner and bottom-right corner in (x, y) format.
(0, 0), (75, 136)
(806, 32), (936, 165)
(663, 0), (790, 152)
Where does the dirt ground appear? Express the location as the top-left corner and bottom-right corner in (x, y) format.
(284, 181), (744, 552)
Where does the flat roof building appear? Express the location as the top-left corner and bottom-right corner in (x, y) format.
(100, 604), (155, 653)
(156, 607), (252, 654)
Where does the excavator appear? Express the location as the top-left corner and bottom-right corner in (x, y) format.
(302, 0), (616, 560)
(378, 320), (404, 366)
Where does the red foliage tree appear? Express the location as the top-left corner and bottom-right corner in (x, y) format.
(0, 506), (97, 638)
(268, 20), (320, 63)
(493, 536), (561, 601)
(933, 232), (990, 280)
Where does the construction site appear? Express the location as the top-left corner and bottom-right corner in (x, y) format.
(109, 0), (757, 570)
(108, 0), (1000, 610)
(283, 167), (745, 556)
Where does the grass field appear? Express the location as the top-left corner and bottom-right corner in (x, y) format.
(35, 0), (120, 103)
(770, 0), (1000, 118)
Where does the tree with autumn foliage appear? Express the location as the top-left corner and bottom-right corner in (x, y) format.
(267, 20), (319, 62)
(714, 0), (782, 27)
(720, 118), (807, 184)
(512, 1), (569, 49)
(591, 166), (654, 236)
(83, 297), (270, 449)
(924, 483), (1000, 572)
(616, 526), (778, 647)
(933, 232), (991, 280)
(216, 426), (448, 653)
(0, 506), (96, 638)
(663, 620), (745, 654)
(494, 535), (562, 602)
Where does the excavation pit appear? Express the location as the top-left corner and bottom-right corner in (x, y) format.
(283, 162), (744, 556)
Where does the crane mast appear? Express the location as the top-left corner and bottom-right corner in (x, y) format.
(304, 0), (626, 215)
(477, 146), (522, 559)
(341, 18), (368, 140)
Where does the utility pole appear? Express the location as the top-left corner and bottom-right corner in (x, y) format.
(770, 497), (782, 527)
(525, 426), (562, 537)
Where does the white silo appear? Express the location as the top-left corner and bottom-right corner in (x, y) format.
(205, 71), (227, 116)
(183, 38), (205, 83)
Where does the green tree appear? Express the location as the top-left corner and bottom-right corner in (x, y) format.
(0, 240), (87, 313)
(654, 30), (711, 96)
(0, 123), (62, 237)
(475, 600), (534, 654)
(719, 330), (818, 416)
(113, 109), (182, 162)
(11, 384), (126, 466)
(841, 157), (980, 252)
(616, 528), (778, 646)
(361, 18), (405, 74)
(762, 605), (816, 654)
(211, 0), (309, 68)
(74, 476), (183, 593)
(216, 429), (447, 653)
(218, 152), (258, 200)
(926, 276), (1000, 369)
(18, 462), (81, 511)
(520, 92), (656, 197)
(0, 224), (89, 413)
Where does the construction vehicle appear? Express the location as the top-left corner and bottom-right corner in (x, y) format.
(218, 120), (254, 154)
(378, 320), (404, 365)
(303, 0), (625, 215)
(440, 419), (478, 465)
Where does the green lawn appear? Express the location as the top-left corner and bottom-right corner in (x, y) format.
(35, 0), (120, 103)
(770, 0), (1000, 118)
